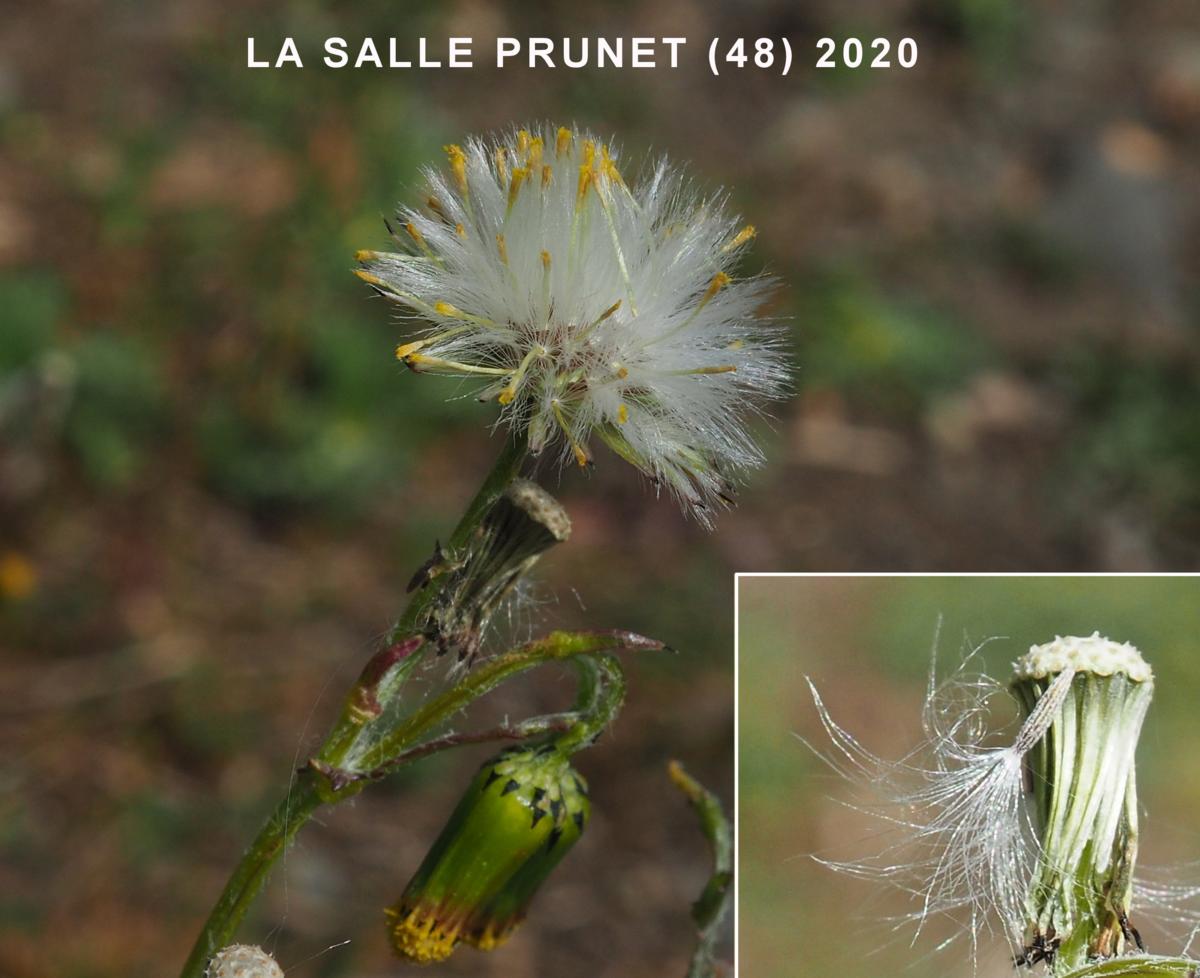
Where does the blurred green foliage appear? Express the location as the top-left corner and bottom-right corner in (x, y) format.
(1055, 351), (1200, 523)
(797, 271), (993, 416)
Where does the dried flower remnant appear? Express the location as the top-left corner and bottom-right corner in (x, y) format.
(1011, 635), (1154, 968)
(356, 124), (789, 524)
(806, 633), (1179, 975)
(205, 945), (284, 978)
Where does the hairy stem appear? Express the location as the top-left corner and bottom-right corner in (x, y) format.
(178, 628), (655, 978)
(180, 434), (531, 978)
(318, 430), (531, 764)
(668, 760), (733, 978)
(178, 777), (324, 978)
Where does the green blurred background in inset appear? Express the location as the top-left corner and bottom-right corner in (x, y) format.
(739, 575), (1200, 978)
(1, 0), (1199, 974)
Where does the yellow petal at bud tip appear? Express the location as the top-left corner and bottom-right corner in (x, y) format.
(387, 907), (457, 964)
(354, 249), (378, 262)
(434, 301), (462, 318)
(395, 340), (426, 359)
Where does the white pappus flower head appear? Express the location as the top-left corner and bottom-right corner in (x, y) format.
(205, 944), (284, 978)
(356, 124), (789, 525)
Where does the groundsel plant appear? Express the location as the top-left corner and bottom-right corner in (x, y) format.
(355, 123), (788, 522)
(807, 633), (1200, 977)
(178, 124), (751, 978)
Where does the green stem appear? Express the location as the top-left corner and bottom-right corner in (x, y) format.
(179, 628), (658, 978)
(554, 653), (625, 755)
(179, 777), (323, 978)
(179, 433), (529, 978)
(358, 632), (656, 770)
(1060, 955), (1199, 977)
(316, 431), (529, 771)
(669, 761), (733, 978)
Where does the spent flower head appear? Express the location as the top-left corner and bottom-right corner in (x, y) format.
(356, 123), (789, 524)
(205, 945), (283, 978)
(806, 632), (1200, 975)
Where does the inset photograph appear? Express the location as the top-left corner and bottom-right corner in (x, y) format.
(738, 574), (1200, 978)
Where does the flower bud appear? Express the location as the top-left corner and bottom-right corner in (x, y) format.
(1011, 633), (1154, 968)
(386, 744), (589, 963)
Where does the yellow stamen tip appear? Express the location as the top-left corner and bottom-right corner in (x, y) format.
(395, 340), (425, 359)
(434, 301), (461, 317)
(598, 299), (621, 323)
(723, 225), (757, 252)
(576, 165), (593, 207)
(508, 167), (528, 208)
(618, 404), (628, 424)
(498, 387), (516, 405)
(556, 127), (572, 158)
(354, 249), (376, 262)
(354, 269), (387, 287)
(496, 233), (509, 265)
(700, 272), (731, 306)
(455, 222), (466, 238)
(541, 250), (552, 270)
(444, 144), (468, 195)
(573, 445), (591, 469)
(615, 366), (629, 379)
(541, 164), (553, 189)
(492, 145), (506, 186)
